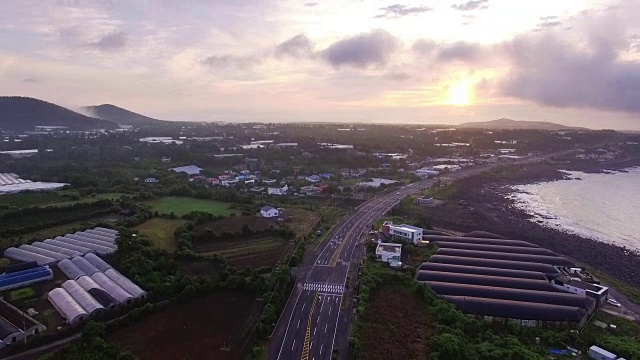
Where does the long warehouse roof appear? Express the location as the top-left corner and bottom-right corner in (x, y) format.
(416, 270), (560, 292)
(418, 262), (549, 280)
(435, 248), (574, 267)
(433, 241), (558, 256)
(426, 255), (561, 276)
(423, 235), (539, 248)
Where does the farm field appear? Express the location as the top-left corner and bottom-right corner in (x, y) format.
(108, 291), (257, 360)
(0, 191), (125, 210)
(145, 196), (233, 216)
(284, 206), (321, 236)
(357, 285), (434, 360)
(134, 218), (187, 252)
(196, 234), (288, 268)
(195, 215), (271, 235)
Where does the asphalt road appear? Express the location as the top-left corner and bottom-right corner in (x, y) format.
(269, 181), (430, 360)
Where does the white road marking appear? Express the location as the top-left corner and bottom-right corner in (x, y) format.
(314, 327), (316, 335)
(297, 319), (300, 328)
(292, 340), (296, 350)
(329, 306), (332, 314)
(320, 344), (324, 355)
(325, 323), (328, 332)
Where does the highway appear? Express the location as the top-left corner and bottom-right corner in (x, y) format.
(269, 180), (430, 360)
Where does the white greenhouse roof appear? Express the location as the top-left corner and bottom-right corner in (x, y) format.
(105, 269), (147, 299)
(61, 280), (104, 315)
(48, 288), (88, 325)
(90, 273), (133, 304)
(57, 259), (86, 280)
(84, 253), (113, 273)
(71, 257), (100, 276)
(4, 247), (56, 266)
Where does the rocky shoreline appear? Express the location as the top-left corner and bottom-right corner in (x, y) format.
(424, 161), (640, 289)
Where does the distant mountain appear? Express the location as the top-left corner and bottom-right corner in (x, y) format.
(80, 104), (166, 126)
(0, 97), (118, 131)
(457, 118), (584, 131)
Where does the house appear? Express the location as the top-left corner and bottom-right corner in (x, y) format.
(144, 177), (158, 183)
(260, 206), (279, 218)
(233, 163), (248, 171)
(170, 165), (204, 176)
(240, 169), (251, 175)
(161, 157), (171, 163)
(388, 223), (423, 244)
(263, 179), (277, 186)
(375, 242), (402, 267)
(307, 175), (321, 183)
(219, 174), (232, 180)
(207, 178), (220, 186)
(551, 276), (609, 306)
(300, 186), (322, 195)
(221, 179), (239, 187)
(268, 185), (288, 195)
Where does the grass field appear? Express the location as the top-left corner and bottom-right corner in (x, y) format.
(195, 216), (271, 235)
(108, 291), (257, 360)
(145, 196), (233, 216)
(134, 218), (187, 252)
(0, 191), (126, 210)
(9, 287), (35, 302)
(196, 234), (288, 268)
(357, 284), (434, 359)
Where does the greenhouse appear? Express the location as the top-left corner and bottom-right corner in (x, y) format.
(84, 253), (113, 273)
(53, 237), (114, 256)
(79, 231), (117, 243)
(47, 288), (88, 325)
(426, 255), (561, 277)
(70, 256), (100, 276)
(61, 280), (105, 315)
(18, 244), (68, 261)
(57, 259), (86, 280)
(417, 262), (549, 280)
(44, 239), (95, 255)
(0, 266), (53, 291)
(90, 272), (134, 304)
(31, 242), (82, 257)
(104, 269), (147, 299)
(65, 234), (116, 250)
(433, 241), (558, 256)
(435, 248), (574, 267)
(4, 247), (56, 266)
(416, 270), (560, 292)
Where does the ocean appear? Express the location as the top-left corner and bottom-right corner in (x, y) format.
(509, 167), (640, 253)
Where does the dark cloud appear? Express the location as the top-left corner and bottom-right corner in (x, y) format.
(275, 34), (315, 58)
(436, 41), (481, 62)
(88, 31), (127, 51)
(385, 71), (411, 81)
(375, 4), (431, 19)
(500, 33), (640, 113)
(451, 0), (489, 11)
(22, 77), (38, 83)
(201, 54), (259, 70)
(412, 39), (436, 56)
(304, 2), (317, 7)
(322, 30), (400, 69)
(538, 21), (563, 28)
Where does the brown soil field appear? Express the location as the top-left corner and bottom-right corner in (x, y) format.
(358, 285), (435, 360)
(195, 216), (271, 235)
(108, 291), (257, 360)
(195, 234), (288, 269)
(177, 259), (223, 278)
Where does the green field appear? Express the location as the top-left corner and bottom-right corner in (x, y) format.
(0, 191), (126, 210)
(145, 197), (233, 217)
(134, 218), (187, 252)
(10, 287), (36, 302)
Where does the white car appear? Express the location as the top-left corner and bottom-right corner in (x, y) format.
(607, 298), (621, 307)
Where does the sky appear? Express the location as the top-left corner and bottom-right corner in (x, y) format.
(1, 0), (640, 130)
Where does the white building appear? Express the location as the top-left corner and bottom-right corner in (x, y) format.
(268, 185), (288, 195)
(375, 243), (402, 267)
(551, 276), (609, 306)
(260, 206), (279, 218)
(144, 177), (158, 183)
(389, 224), (423, 244)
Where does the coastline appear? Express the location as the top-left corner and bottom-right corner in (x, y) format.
(424, 160), (640, 290)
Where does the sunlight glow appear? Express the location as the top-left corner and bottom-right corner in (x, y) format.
(447, 79), (472, 106)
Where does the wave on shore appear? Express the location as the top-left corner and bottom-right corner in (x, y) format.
(508, 167), (640, 254)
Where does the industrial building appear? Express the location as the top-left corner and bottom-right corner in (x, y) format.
(0, 298), (46, 348)
(417, 234), (603, 328)
(382, 221), (423, 244)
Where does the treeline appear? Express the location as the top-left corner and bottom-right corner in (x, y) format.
(0, 200), (116, 238)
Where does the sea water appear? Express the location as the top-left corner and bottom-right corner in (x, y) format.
(509, 167), (640, 253)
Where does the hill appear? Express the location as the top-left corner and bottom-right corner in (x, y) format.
(457, 118), (583, 131)
(80, 104), (166, 126)
(0, 97), (118, 131)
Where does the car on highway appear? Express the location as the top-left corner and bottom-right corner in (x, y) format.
(396, 192), (400, 195)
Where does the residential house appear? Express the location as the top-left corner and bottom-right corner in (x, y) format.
(144, 177), (158, 183)
(161, 157), (171, 163)
(221, 179), (239, 187)
(375, 243), (402, 267)
(263, 179), (277, 186)
(307, 175), (321, 183)
(268, 185), (288, 195)
(170, 165), (203, 176)
(207, 178), (220, 186)
(260, 206), (279, 218)
(383, 222), (423, 244)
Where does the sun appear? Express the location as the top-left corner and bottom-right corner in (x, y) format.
(447, 79), (472, 106)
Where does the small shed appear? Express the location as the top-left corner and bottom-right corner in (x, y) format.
(260, 206), (279, 218)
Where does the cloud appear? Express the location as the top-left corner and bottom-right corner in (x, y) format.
(23, 77), (39, 83)
(375, 4), (431, 19)
(304, 2), (317, 7)
(436, 41), (481, 62)
(500, 31), (640, 113)
(385, 71), (411, 81)
(87, 31), (127, 51)
(538, 21), (563, 28)
(412, 39), (436, 56)
(322, 30), (400, 69)
(201, 54), (260, 71)
(275, 34), (315, 58)
(451, 0), (489, 11)
(540, 16), (558, 21)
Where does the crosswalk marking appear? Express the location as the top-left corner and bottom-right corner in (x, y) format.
(303, 282), (345, 295)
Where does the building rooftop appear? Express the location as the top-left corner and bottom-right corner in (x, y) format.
(170, 165), (204, 176)
(261, 206), (276, 212)
(390, 224), (423, 232)
(566, 279), (604, 293)
(376, 242), (402, 254)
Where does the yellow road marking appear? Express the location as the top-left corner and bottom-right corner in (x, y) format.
(301, 292), (319, 360)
